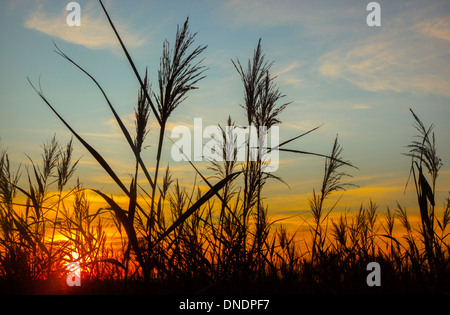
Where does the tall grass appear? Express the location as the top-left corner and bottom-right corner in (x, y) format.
(0, 138), (120, 291)
(1, 1), (449, 294)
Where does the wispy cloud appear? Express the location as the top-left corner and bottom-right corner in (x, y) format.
(215, 0), (359, 33)
(78, 132), (123, 139)
(414, 17), (450, 42)
(24, 2), (146, 51)
(351, 104), (371, 110)
(283, 120), (324, 132)
(318, 12), (450, 97)
(216, 1), (450, 99)
(274, 62), (303, 87)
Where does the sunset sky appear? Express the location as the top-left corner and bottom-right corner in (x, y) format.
(1, 0), (449, 225)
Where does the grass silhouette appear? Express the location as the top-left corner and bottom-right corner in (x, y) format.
(1, 1), (449, 295)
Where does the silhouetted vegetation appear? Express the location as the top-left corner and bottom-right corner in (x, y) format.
(1, 1), (449, 295)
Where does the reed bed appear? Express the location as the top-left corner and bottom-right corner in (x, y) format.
(1, 1), (449, 294)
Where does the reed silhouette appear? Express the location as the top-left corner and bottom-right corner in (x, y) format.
(1, 1), (449, 294)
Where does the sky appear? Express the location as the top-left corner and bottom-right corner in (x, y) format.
(1, 0), (449, 225)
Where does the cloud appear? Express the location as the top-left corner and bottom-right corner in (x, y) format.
(414, 17), (450, 42)
(24, 2), (146, 51)
(275, 62), (300, 76)
(215, 0), (359, 32)
(274, 62), (303, 87)
(78, 132), (123, 139)
(216, 1), (450, 98)
(351, 104), (371, 110)
(318, 14), (450, 97)
(283, 120), (323, 132)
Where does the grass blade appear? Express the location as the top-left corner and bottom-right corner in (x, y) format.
(167, 136), (242, 224)
(270, 124), (324, 152)
(154, 171), (242, 245)
(53, 43), (155, 190)
(98, 0), (161, 126)
(278, 148), (357, 169)
(93, 189), (148, 277)
(28, 77), (131, 198)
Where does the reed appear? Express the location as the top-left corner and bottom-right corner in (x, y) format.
(150, 16), (207, 240)
(1, 2), (449, 294)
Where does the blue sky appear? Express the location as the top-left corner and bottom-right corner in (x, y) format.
(1, 0), (449, 218)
